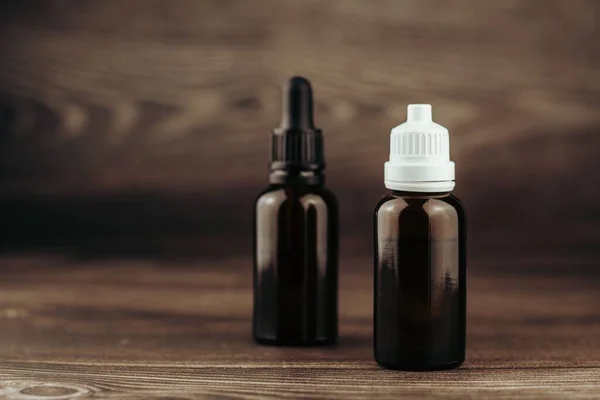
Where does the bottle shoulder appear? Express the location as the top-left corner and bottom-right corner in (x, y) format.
(316, 186), (338, 207)
(374, 191), (465, 219)
(255, 185), (337, 208)
(444, 193), (466, 213)
(374, 192), (397, 212)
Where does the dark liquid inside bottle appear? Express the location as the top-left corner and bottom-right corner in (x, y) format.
(253, 178), (338, 345)
(374, 191), (466, 370)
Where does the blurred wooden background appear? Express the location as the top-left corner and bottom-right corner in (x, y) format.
(0, 0), (599, 268)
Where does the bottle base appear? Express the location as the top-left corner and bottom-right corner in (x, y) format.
(376, 358), (464, 371)
(254, 335), (337, 347)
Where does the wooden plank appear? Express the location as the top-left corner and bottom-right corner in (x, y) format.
(1, 363), (600, 399)
(0, 257), (598, 398)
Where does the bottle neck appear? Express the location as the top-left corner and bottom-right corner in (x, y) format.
(269, 169), (324, 185)
(391, 190), (451, 198)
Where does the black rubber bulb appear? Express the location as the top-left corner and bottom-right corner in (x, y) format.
(279, 76), (315, 131)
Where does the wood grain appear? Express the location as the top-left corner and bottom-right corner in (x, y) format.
(1, 364), (599, 399)
(0, 256), (598, 398)
(1, 0), (599, 195)
(1, 0), (600, 261)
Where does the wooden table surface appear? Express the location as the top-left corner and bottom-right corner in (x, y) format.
(0, 256), (598, 399)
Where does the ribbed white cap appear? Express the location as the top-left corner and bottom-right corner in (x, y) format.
(384, 104), (455, 192)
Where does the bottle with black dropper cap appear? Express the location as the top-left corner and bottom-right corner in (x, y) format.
(253, 77), (338, 346)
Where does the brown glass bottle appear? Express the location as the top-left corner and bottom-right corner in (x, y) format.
(254, 176), (338, 345)
(374, 191), (466, 370)
(253, 77), (338, 346)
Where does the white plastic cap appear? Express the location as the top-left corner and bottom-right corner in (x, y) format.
(384, 104), (455, 192)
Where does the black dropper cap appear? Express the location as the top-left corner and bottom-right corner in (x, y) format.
(270, 77), (324, 182)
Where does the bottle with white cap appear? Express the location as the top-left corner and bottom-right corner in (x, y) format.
(374, 104), (466, 370)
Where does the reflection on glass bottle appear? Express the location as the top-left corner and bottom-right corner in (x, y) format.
(374, 192), (466, 370)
